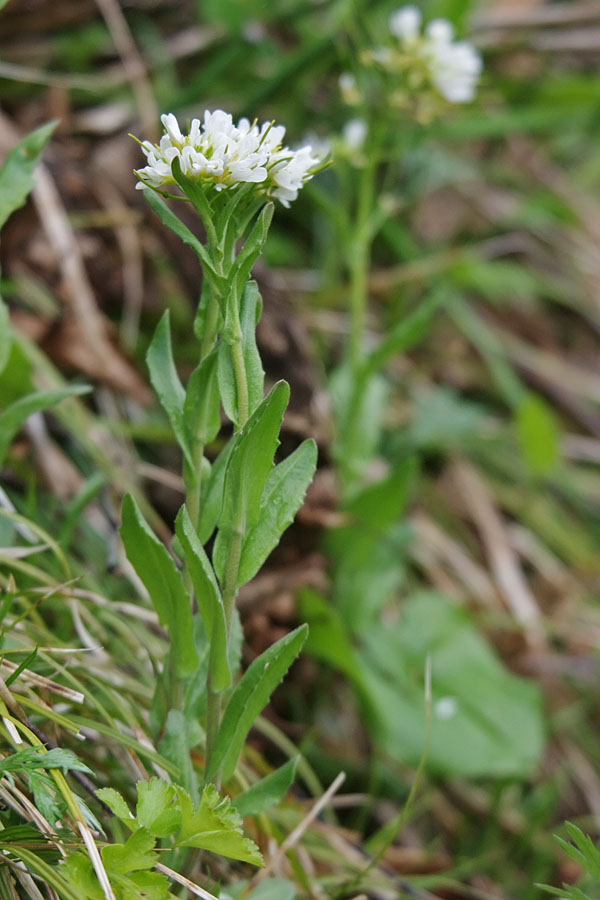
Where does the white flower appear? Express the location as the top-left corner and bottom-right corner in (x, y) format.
(342, 118), (367, 152)
(338, 72), (361, 105)
(388, 7), (482, 104)
(389, 5), (421, 43)
(134, 110), (320, 203)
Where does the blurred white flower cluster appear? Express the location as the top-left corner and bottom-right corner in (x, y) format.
(136, 111), (321, 207)
(389, 5), (482, 103)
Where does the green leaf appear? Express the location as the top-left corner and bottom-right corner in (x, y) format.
(218, 281), (265, 425)
(234, 757), (299, 818)
(120, 494), (198, 677)
(183, 347), (221, 449)
(136, 778), (180, 838)
(365, 288), (444, 375)
(207, 624), (308, 783)
(238, 439), (317, 586)
(245, 880), (296, 900)
(299, 588), (361, 683)
(146, 311), (192, 466)
(359, 592), (545, 778)
(175, 784), (263, 866)
(0, 294), (11, 377)
(175, 505), (230, 690)
(0, 121), (57, 230)
(101, 828), (156, 875)
(95, 788), (135, 827)
(61, 853), (103, 900)
(143, 190), (220, 283)
(515, 392), (560, 476)
(159, 709), (200, 803)
(213, 381), (290, 585)
(197, 437), (236, 544)
(230, 206), (274, 313)
(0, 746), (92, 775)
(0, 384), (91, 467)
(120, 872), (170, 900)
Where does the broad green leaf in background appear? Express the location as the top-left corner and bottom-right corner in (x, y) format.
(183, 348), (221, 448)
(360, 593), (545, 778)
(207, 624), (308, 783)
(212, 381), (290, 585)
(515, 392), (560, 476)
(120, 494), (198, 677)
(244, 880), (297, 900)
(238, 438), (317, 586)
(146, 311), (192, 466)
(0, 121), (57, 230)
(175, 784), (263, 866)
(298, 589), (361, 684)
(217, 281), (265, 425)
(175, 505), (230, 690)
(0, 384), (91, 467)
(234, 757), (299, 818)
(325, 461), (416, 631)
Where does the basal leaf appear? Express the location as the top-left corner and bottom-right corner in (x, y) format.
(175, 505), (230, 690)
(207, 624), (308, 783)
(136, 778), (180, 838)
(101, 828), (156, 875)
(234, 757), (299, 818)
(120, 494), (198, 677)
(238, 439), (317, 586)
(175, 784), (263, 866)
(0, 121), (57, 230)
(0, 385), (91, 467)
(95, 788), (136, 828)
(212, 381), (289, 585)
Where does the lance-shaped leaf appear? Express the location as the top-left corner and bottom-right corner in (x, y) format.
(144, 190), (221, 287)
(0, 385), (91, 467)
(0, 121), (57, 230)
(234, 757), (299, 818)
(231, 204), (274, 302)
(212, 381), (289, 585)
(120, 494), (198, 677)
(197, 437), (236, 544)
(147, 311), (193, 467)
(175, 505), (230, 690)
(207, 624), (308, 783)
(365, 289), (444, 376)
(238, 439), (317, 587)
(175, 784), (263, 866)
(183, 348), (221, 449)
(217, 281), (265, 426)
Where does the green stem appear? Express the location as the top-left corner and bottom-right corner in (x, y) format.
(230, 338), (249, 428)
(348, 156), (377, 370)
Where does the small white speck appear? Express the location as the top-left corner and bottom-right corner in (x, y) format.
(435, 696), (458, 721)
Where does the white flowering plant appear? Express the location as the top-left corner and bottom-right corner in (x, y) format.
(119, 110), (321, 826)
(326, 6), (483, 493)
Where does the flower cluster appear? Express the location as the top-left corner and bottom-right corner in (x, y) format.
(135, 111), (321, 207)
(389, 6), (482, 104)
